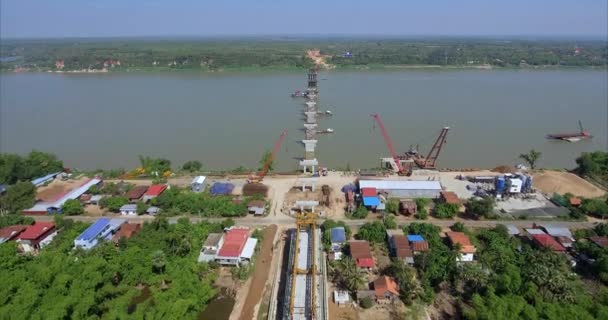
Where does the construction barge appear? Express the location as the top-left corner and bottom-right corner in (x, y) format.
(546, 121), (592, 142)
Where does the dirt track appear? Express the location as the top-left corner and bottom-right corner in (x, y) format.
(532, 171), (605, 198)
(238, 224), (277, 320)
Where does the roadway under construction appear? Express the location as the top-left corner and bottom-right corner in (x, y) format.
(274, 213), (327, 320)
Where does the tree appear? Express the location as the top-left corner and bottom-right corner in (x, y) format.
(385, 260), (421, 303)
(383, 214), (397, 230)
(334, 257), (365, 292)
(258, 150), (274, 172)
(595, 223), (608, 236)
(580, 199), (608, 218)
(451, 222), (466, 232)
(61, 199), (84, 215)
(151, 250), (167, 273)
(138, 155), (171, 176)
(357, 221), (386, 244)
(415, 198), (430, 215)
(0, 181), (35, 214)
(465, 197), (495, 219)
(360, 297), (374, 309)
(385, 198), (399, 214)
(99, 196), (128, 212)
(351, 205), (369, 219)
(434, 203), (459, 219)
(136, 201), (148, 215)
(182, 160), (202, 172)
(519, 149), (542, 169)
(0, 154), (24, 184)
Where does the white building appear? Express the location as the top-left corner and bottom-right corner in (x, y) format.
(119, 204), (137, 216)
(74, 218), (126, 250)
(358, 180), (442, 198)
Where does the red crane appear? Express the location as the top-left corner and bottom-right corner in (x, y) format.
(417, 127), (449, 169)
(370, 113), (407, 174)
(249, 129), (289, 183)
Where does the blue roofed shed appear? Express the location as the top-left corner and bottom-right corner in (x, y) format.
(362, 196), (380, 207)
(407, 235), (424, 242)
(74, 218), (125, 250)
(331, 227), (347, 252)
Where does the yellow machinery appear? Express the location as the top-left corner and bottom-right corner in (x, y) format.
(289, 212), (318, 319)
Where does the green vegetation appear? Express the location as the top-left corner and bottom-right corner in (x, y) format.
(136, 201), (149, 215)
(331, 257), (365, 293)
(151, 186), (249, 217)
(519, 149), (542, 169)
(0, 151), (64, 185)
(356, 221), (386, 244)
(2, 39), (605, 72)
(99, 196), (129, 213)
(385, 260), (421, 304)
(350, 205), (369, 219)
(383, 214), (398, 229)
(576, 151), (608, 188)
(181, 160), (203, 173)
(0, 181), (36, 214)
(573, 224), (608, 284)
(138, 155), (171, 176)
(580, 198), (608, 219)
(61, 199), (84, 215)
(433, 203), (460, 219)
(0, 215), (34, 228)
(396, 223), (608, 319)
(385, 198), (399, 214)
(415, 198), (430, 215)
(359, 296), (374, 309)
(465, 197), (496, 219)
(0, 217), (228, 318)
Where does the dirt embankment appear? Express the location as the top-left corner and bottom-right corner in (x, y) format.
(307, 49), (334, 69)
(532, 170), (606, 198)
(233, 224), (278, 320)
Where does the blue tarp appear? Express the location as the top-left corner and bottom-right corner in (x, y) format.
(341, 183), (357, 193)
(362, 196), (380, 207)
(407, 235), (424, 242)
(210, 182), (235, 195)
(330, 227), (346, 243)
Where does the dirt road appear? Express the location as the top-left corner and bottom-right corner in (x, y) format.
(237, 224), (278, 320)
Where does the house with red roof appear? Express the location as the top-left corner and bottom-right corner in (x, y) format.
(531, 234), (566, 252)
(446, 232), (476, 262)
(0, 225), (27, 243)
(16, 222), (57, 253)
(215, 227), (258, 266)
(373, 276), (400, 303)
(348, 240), (374, 269)
(143, 184), (167, 202)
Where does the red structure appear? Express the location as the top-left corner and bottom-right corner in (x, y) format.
(370, 113), (408, 175)
(249, 129), (288, 183)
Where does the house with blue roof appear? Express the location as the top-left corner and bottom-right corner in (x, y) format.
(407, 235), (424, 242)
(330, 227), (347, 252)
(74, 218), (126, 250)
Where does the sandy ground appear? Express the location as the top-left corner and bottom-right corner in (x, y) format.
(532, 170), (606, 198)
(36, 176), (89, 202)
(231, 224), (278, 320)
(328, 299), (359, 320)
(357, 301), (407, 320)
(307, 49), (334, 69)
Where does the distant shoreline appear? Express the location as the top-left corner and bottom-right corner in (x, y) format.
(2, 64), (606, 75)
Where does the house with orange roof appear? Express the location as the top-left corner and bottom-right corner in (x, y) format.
(373, 276), (400, 303)
(446, 231), (476, 262)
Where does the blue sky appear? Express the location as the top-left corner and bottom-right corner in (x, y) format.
(1, 0), (606, 38)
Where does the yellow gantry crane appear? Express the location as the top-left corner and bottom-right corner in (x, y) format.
(289, 212), (318, 319)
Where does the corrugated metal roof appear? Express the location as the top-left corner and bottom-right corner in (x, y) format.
(361, 188), (377, 197)
(362, 196), (380, 206)
(538, 224), (573, 238)
(359, 180), (442, 190)
(145, 184), (167, 196)
(525, 228), (546, 235)
(407, 235), (424, 242)
(240, 238), (258, 259)
(19, 222), (55, 240)
(77, 218), (109, 241)
(31, 172), (61, 186)
(331, 227), (346, 243)
(192, 176), (206, 185)
(504, 224), (520, 235)
(120, 204), (137, 211)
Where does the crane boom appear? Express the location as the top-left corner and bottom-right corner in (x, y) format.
(258, 129), (288, 180)
(371, 113), (404, 173)
(421, 127), (449, 169)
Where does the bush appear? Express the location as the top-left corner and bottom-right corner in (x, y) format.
(357, 221), (386, 244)
(182, 160), (202, 172)
(360, 297), (374, 309)
(99, 196), (129, 212)
(136, 201), (148, 215)
(415, 198), (430, 213)
(451, 222), (466, 232)
(351, 206), (369, 219)
(434, 203), (459, 219)
(62, 199), (84, 215)
(415, 210), (428, 220)
(383, 215), (397, 229)
(465, 197), (495, 219)
(580, 199), (608, 218)
(385, 199), (399, 214)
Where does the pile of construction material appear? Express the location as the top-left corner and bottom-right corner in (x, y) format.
(243, 183), (268, 197)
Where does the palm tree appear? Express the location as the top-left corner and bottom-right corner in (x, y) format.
(519, 149), (542, 169)
(337, 257), (365, 292)
(151, 250), (167, 273)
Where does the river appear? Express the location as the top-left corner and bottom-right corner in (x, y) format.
(0, 70), (606, 171)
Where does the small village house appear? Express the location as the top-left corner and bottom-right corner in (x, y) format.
(198, 233), (224, 263)
(17, 222), (58, 253)
(408, 235), (429, 254)
(214, 228), (258, 266)
(0, 225), (27, 244)
(373, 276), (400, 304)
(446, 232), (476, 262)
(74, 218), (126, 250)
(399, 200), (417, 215)
(247, 200), (266, 216)
(143, 184), (167, 202)
(119, 204), (138, 216)
(348, 240), (374, 270)
(330, 227), (347, 253)
(333, 291), (350, 307)
(126, 185), (149, 202)
(112, 223), (141, 244)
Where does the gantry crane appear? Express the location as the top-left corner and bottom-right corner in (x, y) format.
(289, 212), (318, 319)
(370, 113), (410, 175)
(248, 129), (288, 184)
